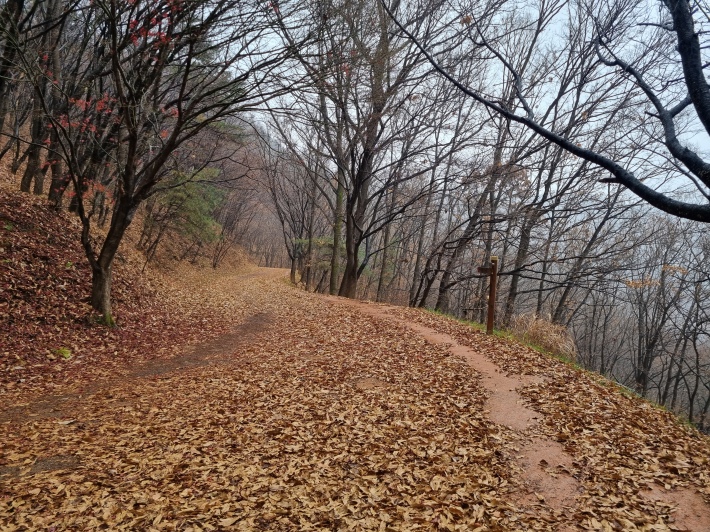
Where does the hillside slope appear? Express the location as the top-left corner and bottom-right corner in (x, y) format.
(1, 188), (709, 530)
(0, 187), (251, 401)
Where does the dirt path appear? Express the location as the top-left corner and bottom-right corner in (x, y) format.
(329, 300), (582, 525)
(328, 298), (710, 532)
(2, 269), (709, 531)
(0, 311), (275, 425)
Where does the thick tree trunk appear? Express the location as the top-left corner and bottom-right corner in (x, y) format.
(336, 4), (388, 298)
(91, 264), (114, 326)
(290, 257), (297, 284)
(338, 140), (373, 298)
(86, 196), (137, 326)
(47, 135), (69, 207)
(339, 218), (359, 298)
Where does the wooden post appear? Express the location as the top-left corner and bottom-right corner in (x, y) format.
(486, 256), (498, 335)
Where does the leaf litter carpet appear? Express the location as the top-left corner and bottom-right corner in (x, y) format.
(1, 269), (710, 531)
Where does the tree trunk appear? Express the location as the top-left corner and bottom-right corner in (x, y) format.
(20, 96), (46, 193)
(85, 195), (137, 326)
(436, 151), (502, 313)
(46, 0), (65, 207)
(503, 217), (534, 324)
(338, 142), (373, 298)
(477, 217), (495, 323)
(413, 171), (450, 307)
(376, 185), (398, 302)
(47, 131), (69, 207)
(0, 0), (24, 136)
(416, 250), (444, 308)
(304, 170), (317, 291)
(536, 217), (554, 315)
(290, 257), (297, 284)
(338, 216), (359, 298)
(435, 207), (487, 312)
(91, 264), (114, 327)
(329, 177), (344, 295)
(409, 214), (429, 305)
(552, 209), (613, 323)
(21, 0), (58, 195)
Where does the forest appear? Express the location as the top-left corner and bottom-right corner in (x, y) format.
(1, 0), (709, 435)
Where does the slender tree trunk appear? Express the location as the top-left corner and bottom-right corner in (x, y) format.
(503, 217), (534, 324)
(536, 217), (554, 315)
(415, 173), (450, 307)
(477, 218), (494, 323)
(0, 99), (29, 161)
(435, 185), (493, 312)
(46, 0), (65, 206)
(329, 179), (344, 295)
(376, 184), (397, 302)
(552, 209), (614, 323)
(304, 172), (317, 291)
(662, 331), (690, 406)
(20, 95), (46, 193)
(375, 228), (390, 302)
(0, 0), (24, 136)
(409, 174), (436, 305)
(21, 0), (59, 195)
(688, 345), (701, 423)
(410, 216), (429, 305)
(696, 391), (710, 433)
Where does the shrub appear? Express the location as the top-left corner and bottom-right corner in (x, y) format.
(509, 313), (577, 362)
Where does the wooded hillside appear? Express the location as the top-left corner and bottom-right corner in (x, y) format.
(1, 0), (709, 433)
(1, 187), (709, 530)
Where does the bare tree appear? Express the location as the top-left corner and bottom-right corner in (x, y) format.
(384, 0), (710, 222)
(4, 0), (298, 324)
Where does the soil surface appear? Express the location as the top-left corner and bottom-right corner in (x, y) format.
(2, 268), (710, 531)
(337, 300), (710, 532)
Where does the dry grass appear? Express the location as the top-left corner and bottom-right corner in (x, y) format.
(509, 312), (578, 362)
